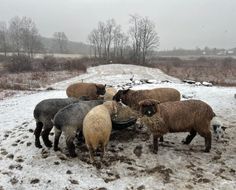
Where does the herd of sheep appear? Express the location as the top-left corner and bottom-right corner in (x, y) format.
(33, 82), (225, 163)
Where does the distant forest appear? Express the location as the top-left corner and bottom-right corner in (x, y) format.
(1, 16), (235, 60)
(40, 37), (90, 55)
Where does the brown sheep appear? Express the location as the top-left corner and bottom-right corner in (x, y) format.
(113, 87), (181, 111)
(83, 101), (117, 163)
(139, 99), (215, 153)
(66, 82), (106, 100)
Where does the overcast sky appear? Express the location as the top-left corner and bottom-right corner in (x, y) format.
(0, 0), (235, 50)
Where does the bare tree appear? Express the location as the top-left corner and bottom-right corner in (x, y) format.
(113, 26), (129, 58)
(53, 32), (68, 53)
(88, 19), (121, 60)
(129, 14), (142, 64)
(88, 31), (97, 58)
(140, 17), (159, 64)
(129, 15), (159, 64)
(105, 19), (116, 60)
(88, 29), (103, 58)
(97, 22), (106, 58)
(9, 16), (22, 56)
(21, 17), (42, 58)
(0, 21), (8, 56)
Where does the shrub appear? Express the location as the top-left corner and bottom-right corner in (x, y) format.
(4, 54), (32, 73)
(41, 56), (57, 71)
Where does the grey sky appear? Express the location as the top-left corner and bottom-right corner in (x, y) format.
(0, 0), (235, 50)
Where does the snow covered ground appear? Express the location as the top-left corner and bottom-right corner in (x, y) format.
(0, 64), (235, 190)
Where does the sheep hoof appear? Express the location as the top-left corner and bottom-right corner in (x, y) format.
(35, 143), (42, 148)
(45, 141), (53, 148)
(204, 149), (210, 153)
(69, 152), (77, 158)
(54, 147), (61, 152)
(153, 149), (158, 154)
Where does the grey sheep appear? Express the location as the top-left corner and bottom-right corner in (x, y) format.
(53, 100), (104, 157)
(33, 97), (87, 148)
(139, 99), (215, 153)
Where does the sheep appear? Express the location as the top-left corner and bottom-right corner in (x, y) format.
(104, 87), (117, 101)
(66, 82), (106, 100)
(33, 97), (88, 148)
(139, 99), (215, 153)
(83, 101), (118, 163)
(53, 100), (104, 157)
(113, 87), (181, 111)
(211, 117), (226, 141)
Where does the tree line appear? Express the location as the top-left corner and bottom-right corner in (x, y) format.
(88, 15), (159, 64)
(1, 15), (160, 65)
(0, 16), (69, 58)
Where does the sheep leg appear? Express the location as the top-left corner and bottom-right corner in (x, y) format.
(41, 126), (53, 147)
(53, 128), (62, 151)
(204, 131), (212, 152)
(66, 136), (77, 158)
(34, 122), (43, 148)
(100, 145), (105, 161)
(153, 134), (159, 154)
(182, 129), (197, 144)
(88, 147), (95, 163)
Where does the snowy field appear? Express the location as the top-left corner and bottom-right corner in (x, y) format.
(0, 64), (235, 190)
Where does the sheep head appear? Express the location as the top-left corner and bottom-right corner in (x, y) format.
(95, 84), (106, 96)
(103, 101), (118, 116)
(139, 99), (160, 117)
(112, 89), (130, 103)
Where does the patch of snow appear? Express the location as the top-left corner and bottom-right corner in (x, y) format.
(0, 64), (235, 190)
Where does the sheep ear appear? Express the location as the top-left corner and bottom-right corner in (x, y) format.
(95, 84), (101, 89)
(123, 89), (130, 94)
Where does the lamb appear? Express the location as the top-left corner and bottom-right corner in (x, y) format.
(53, 100), (104, 157)
(139, 99), (215, 153)
(211, 117), (226, 141)
(83, 101), (118, 162)
(33, 97), (87, 148)
(66, 82), (106, 100)
(113, 87), (181, 110)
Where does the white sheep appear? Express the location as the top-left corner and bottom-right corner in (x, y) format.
(83, 101), (117, 163)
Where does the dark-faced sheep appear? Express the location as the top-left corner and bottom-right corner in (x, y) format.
(33, 97), (86, 148)
(83, 101), (118, 163)
(53, 100), (104, 157)
(66, 82), (106, 100)
(139, 99), (215, 153)
(113, 87), (181, 111)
